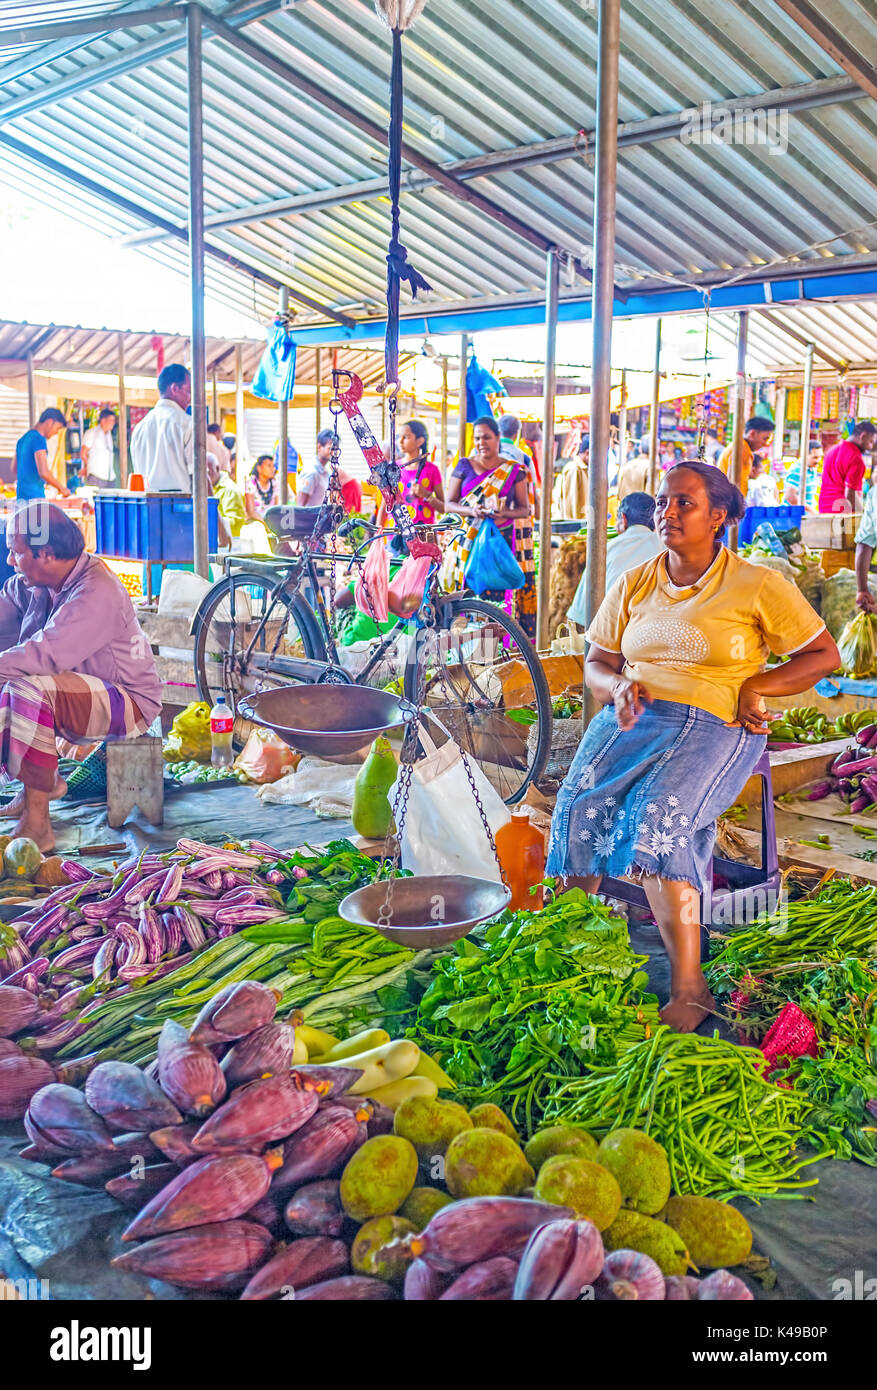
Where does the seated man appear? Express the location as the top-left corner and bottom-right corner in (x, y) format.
(0, 502), (162, 850)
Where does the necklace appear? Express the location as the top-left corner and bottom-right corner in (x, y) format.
(253, 474), (274, 505)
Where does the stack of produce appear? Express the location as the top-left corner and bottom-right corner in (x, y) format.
(768, 706), (877, 745)
(808, 726), (877, 812)
(0, 840), (426, 1114)
(411, 889), (660, 1134)
(0, 836), (81, 919)
(542, 1028), (823, 1200)
(708, 879), (877, 1166)
(19, 982), (756, 1299)
(164, 761), (247, 785)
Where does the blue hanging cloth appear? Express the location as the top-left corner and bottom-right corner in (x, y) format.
(466, 353), (503, 420)
(252, 317), (297, 402)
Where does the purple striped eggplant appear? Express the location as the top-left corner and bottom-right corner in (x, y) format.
(58, 861), (95, 884)
(113, 923), (146, 967)
(137, 905), (165, 964)
(154, 861), (184, 907)
(26, 1082), (114, 1152)
(177, 839), (260, 868)
(221, 1022), (295, 1089)
(21, 905), (70, 948)
(122, 1151), (279, 1240)
(271, 1105), (364, 1191)
(123, 870), (167, 905)
(215, 906), (284, 927)
(28, 1019), (89, 1053)
(91, 937), (118, 982)
(157, 1019), (227, 1117)
(192, 1075), (319, 1154)
(240, 1236), (349, 1301)
(68, 922), (100, 941)
(512, 1219), (605, 1300)
(47, 938), (104, 973)
(171, 905), (205, 950)
(112, 1219), (272, 1291)
(160, 912), (183, 956)
(84, 1061), (183, 1132)
(189, 980), (279, 1046)
(0, 983), (40, 1036)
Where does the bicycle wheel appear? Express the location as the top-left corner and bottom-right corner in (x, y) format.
(192, 572), (325, 749)
(404, 596), (552, 804)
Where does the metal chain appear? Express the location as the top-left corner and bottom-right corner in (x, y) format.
(377, 615), (429, 927)
(429, 622), (507, 885)
(325, 391), (346, 623)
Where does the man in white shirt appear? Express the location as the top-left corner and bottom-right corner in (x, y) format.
(567, 491), (664, 625)
(80, 409), (117, 487)
(130, 364), (193, 492)
(499, 413), (540, 520)
(746, 456), (780, 508)
(296, 428), (333, 507)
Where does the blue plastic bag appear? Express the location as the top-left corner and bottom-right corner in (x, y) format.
(464, 518), (525, 593)
(252, 318), (296, 402)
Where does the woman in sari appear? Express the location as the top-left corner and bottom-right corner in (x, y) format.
(443, 416), (537, 641)
(547, 462), (838, 1031)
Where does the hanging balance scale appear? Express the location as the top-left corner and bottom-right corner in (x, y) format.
(247, 0), (510, 944)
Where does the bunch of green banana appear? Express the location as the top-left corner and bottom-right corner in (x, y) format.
(769, 704), (877, 743)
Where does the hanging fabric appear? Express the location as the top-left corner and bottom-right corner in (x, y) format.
(252, 315), (297, 402)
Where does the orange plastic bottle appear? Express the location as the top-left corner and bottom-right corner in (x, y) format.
(495, 808), (545, 911)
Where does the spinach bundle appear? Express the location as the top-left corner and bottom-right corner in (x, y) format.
(411, 888), (660, 1134)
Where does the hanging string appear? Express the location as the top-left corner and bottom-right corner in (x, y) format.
(696, 289), (712, 458)
(378, 4), (432, 417)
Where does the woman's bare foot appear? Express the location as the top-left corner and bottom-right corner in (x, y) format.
(12, 814), (55, 854)
(0, 778), (66, 818)
(660, 985), (715, 1033)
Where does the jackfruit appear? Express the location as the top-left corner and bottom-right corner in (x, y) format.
(534, 1156), (621, 1231)
(524, 1124), (598, 1171)
(467, 1103), (519, 1141)
(351, 737), (397, 839)
(398, 1186), (454, 1230)
(597, 1128), (671, 1214)
(393, 1096), (472, 1169)
(663, 1195), (752, 1269)
(444, 1128), (534, 1199)
(339, 1135), (418, 1221)
(351, 1214), (417, 1283)
(604, 1209), (691, 1276)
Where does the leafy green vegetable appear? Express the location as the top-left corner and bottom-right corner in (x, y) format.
(410, 887), (659, 1134)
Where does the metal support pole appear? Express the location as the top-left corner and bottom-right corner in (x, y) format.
(278, 286), (289, 504)
(773, 385), (786, 464)
(537, 248), (560, 651)
(646, 319), (661, 495)
(582, 0), (620, 715)
(618, 366), (628, 479)
(118, 333), (128, 485)
(234, 343), (245, 482)
(457, 333), (470, 460)
(314, 347), (322, 433)
(186, 1), (209, 579)
(799, 342), (814, 502)
(728, 310), (749, 552)
(440, 356), (449, 478)
(25, 352), (36, 424)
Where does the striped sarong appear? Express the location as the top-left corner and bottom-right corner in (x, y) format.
(0, 673), (148, 791)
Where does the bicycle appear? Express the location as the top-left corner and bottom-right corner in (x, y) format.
(190, 506), (552, 804)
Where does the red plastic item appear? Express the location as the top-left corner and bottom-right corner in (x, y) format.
(760, 1002), (819, 1075)
(495, 809), (545, 912)
(128, 473), (146, 493)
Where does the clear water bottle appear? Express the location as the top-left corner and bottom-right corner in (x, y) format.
(210, 695), (234, 768)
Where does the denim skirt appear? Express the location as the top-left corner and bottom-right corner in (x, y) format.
(546, 699), (766, 895)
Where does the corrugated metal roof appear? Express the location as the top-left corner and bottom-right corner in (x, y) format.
(0, 318), (410, 386)
(0, 0), (875, 344)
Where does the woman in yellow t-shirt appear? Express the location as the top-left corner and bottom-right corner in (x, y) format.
(546, 462), (839, 1032)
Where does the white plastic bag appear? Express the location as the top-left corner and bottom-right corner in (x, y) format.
(393, 723), (510, 881)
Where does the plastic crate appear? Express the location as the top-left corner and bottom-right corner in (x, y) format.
(738, 504), (805, 547)
(94, 492), (218, 562)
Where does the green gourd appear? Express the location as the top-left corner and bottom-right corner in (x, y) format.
(352, 737), (397, 839)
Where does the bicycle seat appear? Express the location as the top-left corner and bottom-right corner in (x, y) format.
(263, 505), (334, 542)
